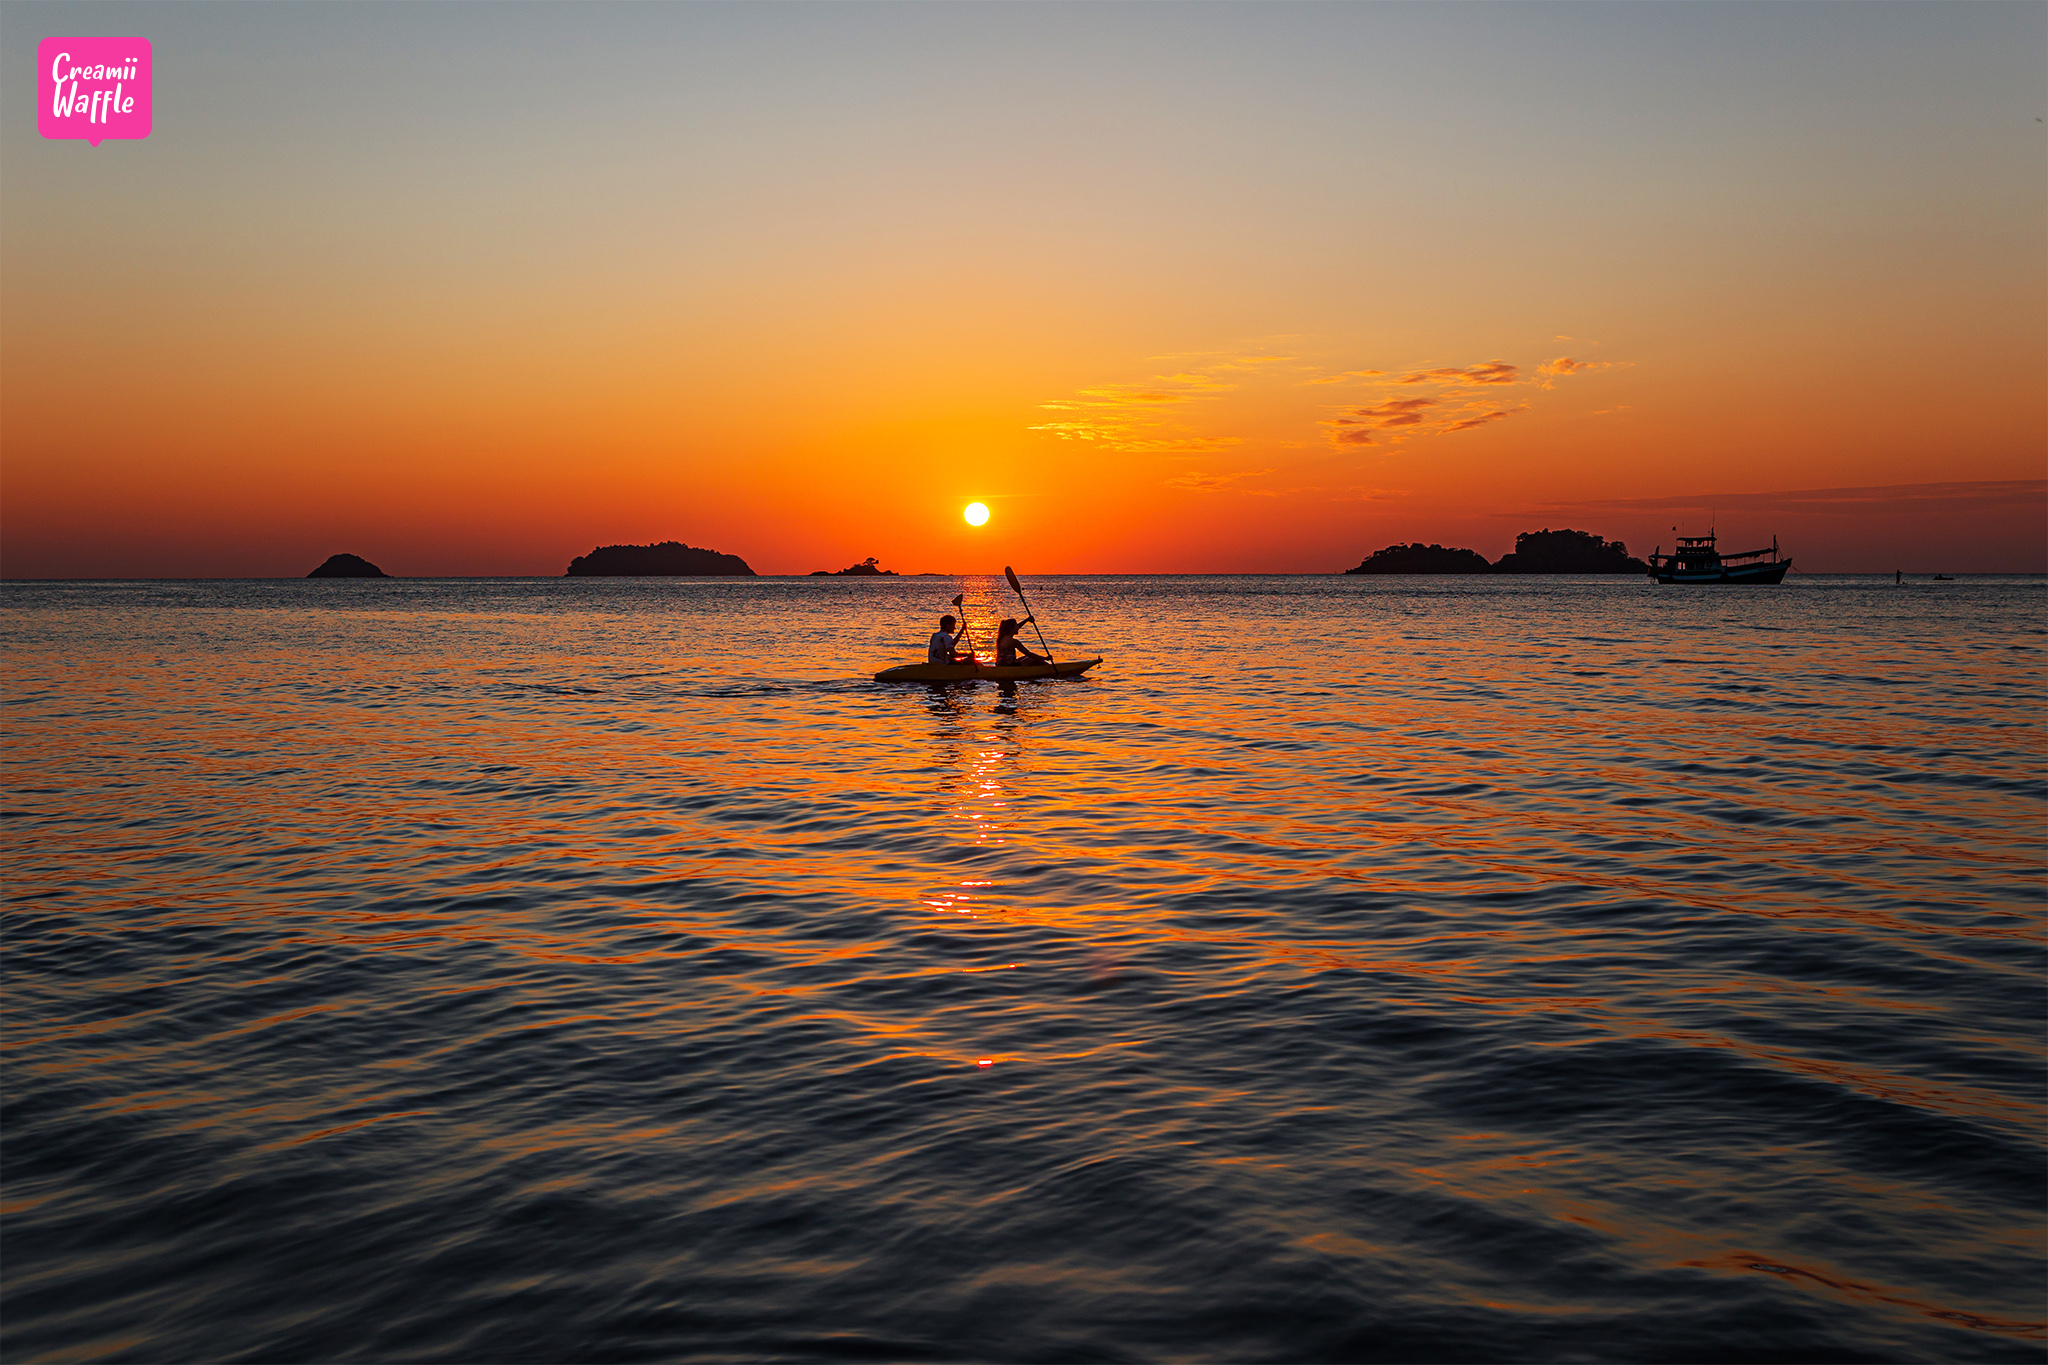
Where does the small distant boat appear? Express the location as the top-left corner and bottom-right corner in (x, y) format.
(874, 658), (1101, 683)
(1647, 533), (1791, 585)
(1933, 574), (1954, 581)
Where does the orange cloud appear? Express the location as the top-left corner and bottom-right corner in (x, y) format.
(1028, 420), (1129, 441)
(1344, 397), (1437, 427)
(1536, 355), (1630, 389)
(1166, 468), (1272, 491)
(1399, 359), (1519, 385)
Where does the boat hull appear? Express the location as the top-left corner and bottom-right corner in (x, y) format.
(874, 657), (1102, 683)
(1652, 559), (1791, 584)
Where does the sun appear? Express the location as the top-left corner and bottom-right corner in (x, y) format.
(963, 502), (990, 527)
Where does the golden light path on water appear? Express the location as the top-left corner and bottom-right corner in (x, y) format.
(2, 574), (2042, 1362)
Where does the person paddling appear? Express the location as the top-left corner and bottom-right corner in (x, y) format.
(996, 617), (1048, 667)
(927, 615), (974, 666)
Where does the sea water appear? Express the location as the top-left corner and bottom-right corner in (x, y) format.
(4, 574), (2043, 1362)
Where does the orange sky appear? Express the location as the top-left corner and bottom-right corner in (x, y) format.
(4, 2), (2043, 575)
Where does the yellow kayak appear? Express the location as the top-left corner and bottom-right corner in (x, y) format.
(874, 657), (1101, 683)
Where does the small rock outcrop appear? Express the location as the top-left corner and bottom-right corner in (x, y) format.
(307, 553), (389, 578)
(810, 557), (898, 576)
(1344, 543), (1493, 574)
(565, 541), (755, 576)
(1492, 528), (1647, 574)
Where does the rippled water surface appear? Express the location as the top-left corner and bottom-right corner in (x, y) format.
(5, 575), (2044, 1363)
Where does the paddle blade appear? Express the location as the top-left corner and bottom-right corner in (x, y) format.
(1003, 566), (1022, 594)
(951, 594), (964, 607)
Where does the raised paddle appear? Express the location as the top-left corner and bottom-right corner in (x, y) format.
(1003, 566), (1055, 665)
(949, 593), (977, 665)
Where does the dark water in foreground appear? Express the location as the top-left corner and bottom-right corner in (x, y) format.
(4, 574), (2044, 1363)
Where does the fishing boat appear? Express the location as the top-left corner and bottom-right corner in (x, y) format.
(1646, 533), (1791, 585)
(874, 658), (1101, 683)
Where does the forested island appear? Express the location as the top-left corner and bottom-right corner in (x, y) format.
(809, 557), (898, 576)
(306, 553), (389, 578)
(1345, 528), (1647, 574)
(565, 542), (755, 576)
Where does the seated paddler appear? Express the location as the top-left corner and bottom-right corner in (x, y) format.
(996, 617), (1048, 666)
(927, 614), (974, 666)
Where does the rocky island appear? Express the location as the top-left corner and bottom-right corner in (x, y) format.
(566, 542), (755, 576)
(306, 553), (389, 578)
(809, 557), (898, 576)
(1343, 528), (1647, 574)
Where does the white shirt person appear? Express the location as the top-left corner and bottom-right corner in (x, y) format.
(927, 614), (972, 665)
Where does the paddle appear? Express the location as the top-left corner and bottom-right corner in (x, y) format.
(1003, 566), (1055, 666)
(949, 593), (976, 666)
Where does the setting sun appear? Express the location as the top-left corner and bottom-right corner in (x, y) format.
(963, 503), (990, 527)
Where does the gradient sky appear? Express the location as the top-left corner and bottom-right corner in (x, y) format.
(4, 1), (2043, 575)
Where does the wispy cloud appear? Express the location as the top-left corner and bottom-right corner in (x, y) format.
(1323, 393), (1521, 446)
(1535, 355), (1629, 389)
(1052, 341), (1626, 462)
(1027, 420), (1131, 442)
(1165, 468), (1272, 491)
(1398, 359), (1519, 386)
(1033, 357), (1251, 452)
(1115, 436), (1243, 454)
(1341, 397), (1437, 427)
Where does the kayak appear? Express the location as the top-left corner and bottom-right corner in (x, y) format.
(874, 657), (1101, 683)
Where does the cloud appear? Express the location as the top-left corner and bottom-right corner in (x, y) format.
(1071, 385), (1196, 405)
(1029, 420), (1240, 454)
(1345, 397), (1437, 427)
(1267, 484), (1407, 501)
(1534, 355), (1629, 389)
(1038, 373), (1237, 412)
(1027, 421), (1127, 441)
(1325, 394), (1521, 445)
(1399, 359), (1519, 386)
(1166, 468), (1272, 491)
(1114, 435), (1243, 454)
(1033, 362), (1245, 451)
(1307, 368), (1388, 385)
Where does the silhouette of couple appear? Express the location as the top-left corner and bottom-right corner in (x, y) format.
(926, 613), (1047, 667)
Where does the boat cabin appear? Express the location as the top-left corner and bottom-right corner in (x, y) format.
(1670, 535), (1722, 569)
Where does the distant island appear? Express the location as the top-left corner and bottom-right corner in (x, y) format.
(810, 557), (898, 576)
(1494, 528), (1647, 573)
(1344, 543), (1493, 574)
(1346, 528), (1647, 574)
(566, 541), (755, 576)
(307, 553), (389, 578)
